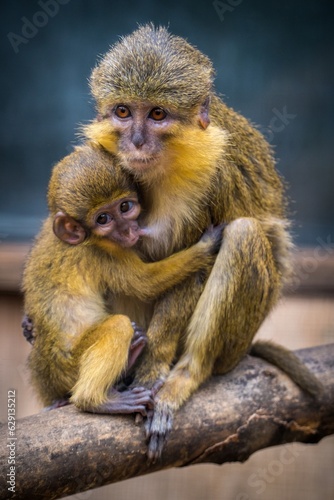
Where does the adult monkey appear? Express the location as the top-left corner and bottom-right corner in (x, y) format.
(84, 24), (320, 459)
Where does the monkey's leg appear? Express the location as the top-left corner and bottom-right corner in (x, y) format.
(147, 217), (281, 460)
(70, 315), (153, 414)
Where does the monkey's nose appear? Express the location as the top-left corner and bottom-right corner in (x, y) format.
(131, 132), (145, 149)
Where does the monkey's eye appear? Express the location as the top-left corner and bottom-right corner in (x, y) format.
(115, 105), (131, 119)
(96, 213), (112, 225)
(120, 201), (134, 213)
(149, 107), (167, 121)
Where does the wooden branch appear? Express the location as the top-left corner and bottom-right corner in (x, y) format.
(1, 344), (333, 499)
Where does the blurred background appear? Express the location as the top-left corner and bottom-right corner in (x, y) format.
(0, 1), (333, 499)
(0, 0), (333, 243)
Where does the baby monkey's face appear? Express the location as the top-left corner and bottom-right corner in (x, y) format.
(90, 194), (145, 248)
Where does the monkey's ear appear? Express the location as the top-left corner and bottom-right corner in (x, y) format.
(198, 97), (211, 130)
(53, 211), (87, 245)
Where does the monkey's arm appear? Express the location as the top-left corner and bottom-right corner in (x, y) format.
(102, 224), (223, 301)
(132, 275), (205, 387)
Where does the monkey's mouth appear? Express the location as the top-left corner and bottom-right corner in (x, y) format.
(124, 155), (159, 170)
(118, 234), (140, 247)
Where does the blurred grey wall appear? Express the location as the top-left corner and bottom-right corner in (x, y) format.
(0, 0), (333, 244)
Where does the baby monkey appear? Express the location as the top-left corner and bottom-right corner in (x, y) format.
(22, 144), (223, 415)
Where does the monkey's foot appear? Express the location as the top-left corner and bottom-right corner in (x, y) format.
(115, 326), (148, 390)
(128, 323), (147, 371)
(91, 387), (154, 416)
(145, 401), (174, 463)
(131, 321), (145, 336)
(22, 315), (35, 344)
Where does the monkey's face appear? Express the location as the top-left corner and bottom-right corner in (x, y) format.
(91, 195), (144, 248)
(85, 99), (211, 180)
(54, 195), (144, 249)
(94, 101), (182, 176)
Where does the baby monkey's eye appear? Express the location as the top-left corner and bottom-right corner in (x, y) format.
(115, 105), (131, 119)
(149, 107), (167, 121)
(96, 213), (112, 225)
(120, 201), (134, 213)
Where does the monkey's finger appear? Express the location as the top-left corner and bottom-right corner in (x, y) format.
(94, 394), (152, 416)
(135, 413), (144, 425)
(21, 315), (33, 330)
(210, 222), (228, 252)
(149, 406), (173, 437)
(144, 403), (174, 462)
(130, 335), (147, 351)
(144, 409), (154, 438)
(131, 322), (146, 338)
(130, 386), (150, 393)
(132, 405), (148, 417)
(22, 314), (36, 344)
(147, 433), (163, 463)
(151, 379), (165, 396)
(128, 389), (155, 410)
(129, 387), (154, 407)
(116, 404), (149, 416)
(147, 418), (172, 464)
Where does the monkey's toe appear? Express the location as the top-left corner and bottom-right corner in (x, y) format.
(44, 397), (70, 411)
(145, 403), (174, 462)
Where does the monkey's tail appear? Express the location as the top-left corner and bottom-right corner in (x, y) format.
(250, 340), (323, 398)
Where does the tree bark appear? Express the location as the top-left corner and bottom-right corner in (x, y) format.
(1, 344), (333, 500)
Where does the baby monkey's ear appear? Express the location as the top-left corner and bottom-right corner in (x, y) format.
(53, 211), (87, 245)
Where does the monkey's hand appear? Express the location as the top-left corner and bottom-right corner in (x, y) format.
(200, 223), (227, 255)
(91, 387), (154, 416)
(22, 314), (36, 345)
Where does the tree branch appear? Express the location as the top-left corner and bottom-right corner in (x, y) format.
(1, 344), (333, 499)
